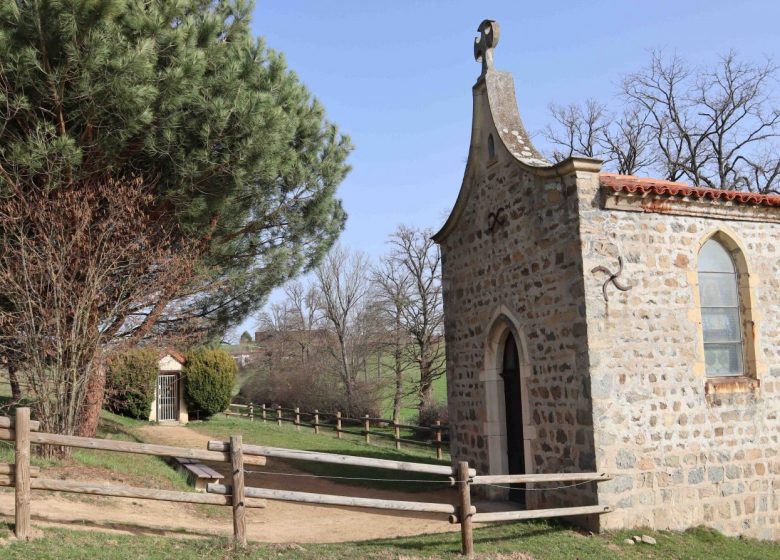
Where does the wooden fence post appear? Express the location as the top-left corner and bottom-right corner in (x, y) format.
(249, 403), (254, 422)
(435, 421), (443, 460)
(230, 435), (246, 547)
(364, 415), (370, 444)
(294, 408), (301, 432)
(276, 406), (282, 427)
(313, 410), (319, 434)
(336, 411), (342, 439)
(394, 421), (401, 450)
(14, 407), (31, 541)
(457, 461), (474, 557)
(261, 403), (267, 423)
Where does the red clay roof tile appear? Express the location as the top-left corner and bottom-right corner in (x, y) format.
(600, 173), (780, 208)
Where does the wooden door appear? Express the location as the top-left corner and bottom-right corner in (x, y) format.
(501, 333), (525, 503)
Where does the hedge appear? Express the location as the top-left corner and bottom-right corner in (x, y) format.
(105, 348), (159, 419)
(183, 347), (236, 418)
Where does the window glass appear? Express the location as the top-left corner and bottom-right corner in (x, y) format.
(699, 240), (735, 273)
(698, 274), (738, 307)
(698, 239), (744, 377)
(701, 308), (741, 342)
(704, 344), (743, 377)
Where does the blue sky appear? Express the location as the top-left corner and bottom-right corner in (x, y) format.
(232, 1), (780, 339)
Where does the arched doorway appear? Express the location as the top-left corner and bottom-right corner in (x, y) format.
(501, 333), (525, 503)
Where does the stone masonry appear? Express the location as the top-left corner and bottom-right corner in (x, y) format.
(434, 20), (779, 539)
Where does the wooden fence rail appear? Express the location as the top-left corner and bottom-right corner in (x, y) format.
(206, 439), (613, 557)
(1, 407), (264, 545)
(471, 472), (613, 485)
(0, 429), (267, 467)
(225, 402), (447, 458)
(208, 483), (471, 515)
(1, 407), (614, 557)
(0, 476), (267, 508)
(207, 440), (465, 477)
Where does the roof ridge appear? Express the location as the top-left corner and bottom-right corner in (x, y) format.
(600, 173), (780, 208)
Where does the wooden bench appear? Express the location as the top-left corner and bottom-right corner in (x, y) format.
(175, 457), (224, 492)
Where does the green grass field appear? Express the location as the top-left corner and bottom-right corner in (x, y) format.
(0, 522), (776, 559)
(189, 414), (449, 491)
(71, 411), (190, 490)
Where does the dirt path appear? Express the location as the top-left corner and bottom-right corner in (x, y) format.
(0, 425), (458, 543)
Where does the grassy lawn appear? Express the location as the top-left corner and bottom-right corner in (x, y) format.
(69, 411), (190, 491)
(0, 522), (776, 559)
(193, 414), (446, 459)
(189, 415), (450, 492)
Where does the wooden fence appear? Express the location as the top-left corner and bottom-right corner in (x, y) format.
(2, 407), (614, 557)
(1, 408), (266, 546)
(203, 440), (614, 557)
(225, 403), (447, 459)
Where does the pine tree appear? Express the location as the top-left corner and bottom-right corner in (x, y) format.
(0, 0), (351, 438)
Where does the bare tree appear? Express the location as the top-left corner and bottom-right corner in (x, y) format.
(544, 99), (608, 161)
(388, 226), (445, 412)
(0, 176), (191, 453)
(284, 281), (323, 365)
(544, 51), (780, 192)
(372, 256), (415, 424)
(256, 302), (294, 334)
(625, 51), (780, 190)
(599, 105), (657, 175)
(314, 245), (369, 415)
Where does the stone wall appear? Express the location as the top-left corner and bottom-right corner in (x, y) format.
(576, 172), (780, 539)
(438, 105), (600, 509)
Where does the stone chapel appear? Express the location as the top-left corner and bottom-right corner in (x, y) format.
(434, 20), (780, 539)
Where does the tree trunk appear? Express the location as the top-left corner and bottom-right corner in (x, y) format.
(392, 359), (403, 425)
(392, 320), (404, 425)
(419, 379), (434, 412)
(77, 361), (106, 437)
(337, 334), (354, 416)
(418, 341), (434, 412)
(344, 377), (354, 417)
(7, 359), (21, 402)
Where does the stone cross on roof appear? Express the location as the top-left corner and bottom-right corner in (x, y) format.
(474, 19), (500, 77)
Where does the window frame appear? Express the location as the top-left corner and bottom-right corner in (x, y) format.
(697, 238), (745, 377)
(693, 231), (760, 388)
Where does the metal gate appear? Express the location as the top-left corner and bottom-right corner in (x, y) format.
(157, 374), (178, 421)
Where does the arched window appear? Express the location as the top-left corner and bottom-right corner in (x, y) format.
(487, 134), (495, 159)
(698, 238), (744, 377)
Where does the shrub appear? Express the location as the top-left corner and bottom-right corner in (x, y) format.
(237, 360), (384, 419)
(184, 347), (236, 418)
(416, 401), (449, 426)
(412, 402), (449, 441)
(105, 349), (159, 419)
